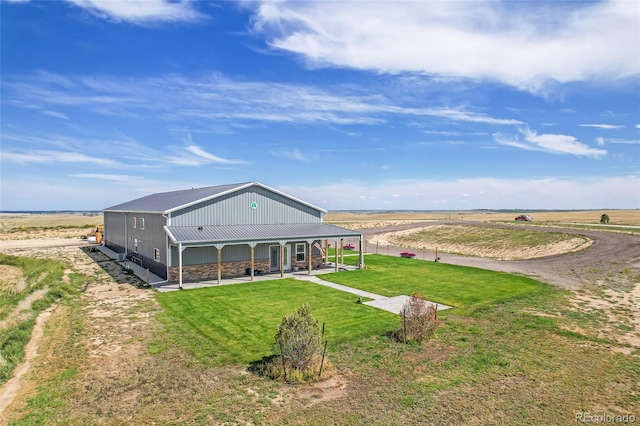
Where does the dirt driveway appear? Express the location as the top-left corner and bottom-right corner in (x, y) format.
(363, 221), (640, 291)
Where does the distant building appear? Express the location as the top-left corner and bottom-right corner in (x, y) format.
(102, 182), (363, 287)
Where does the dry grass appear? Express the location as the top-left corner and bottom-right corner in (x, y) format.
(0, 213), (103, 241)
(0, 213), (103, 230)
(370, 225), (593, 260)
(325, 210), (640, 226)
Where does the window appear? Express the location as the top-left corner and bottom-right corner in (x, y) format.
(296, 243), (306, 262)
(154, 248), (160, 261)
(140, 217), (145, 230)
(134, 238), (138, 253)
(133, 216), (137, 228)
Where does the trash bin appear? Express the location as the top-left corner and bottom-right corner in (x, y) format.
(246, 268), (252, 275)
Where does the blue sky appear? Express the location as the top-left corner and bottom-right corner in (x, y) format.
(1, 0), (639, 211)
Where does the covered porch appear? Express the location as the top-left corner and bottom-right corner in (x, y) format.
(164, 223), (364, 290)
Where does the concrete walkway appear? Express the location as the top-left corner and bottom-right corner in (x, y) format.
(291, 274), (451, 315)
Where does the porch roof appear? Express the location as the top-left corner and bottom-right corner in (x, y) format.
(165, 223), (362, 246)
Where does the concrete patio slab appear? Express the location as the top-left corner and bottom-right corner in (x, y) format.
(364, 295), (451, 315)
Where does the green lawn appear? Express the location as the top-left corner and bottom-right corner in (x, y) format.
(155, 279), (397, 365)
(154, 255), (553, 365)
(322, 254), (552, 308)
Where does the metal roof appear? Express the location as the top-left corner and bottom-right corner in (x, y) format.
(165, 223), (361, 246)
(102, 181), (327, 214)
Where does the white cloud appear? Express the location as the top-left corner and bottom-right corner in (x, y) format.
(42, 110), (70, 120)
(1, 149), (120, 167)
(280, 176), (640, 210)
(0, 132), (249, 169)
(252, 1), (639, 94)
(66, 0), (204, 24)
(180, 144), (248, 166)
(607, 139), (640, 145)
(494, 128), (607, 159)
(69, 173), (142, 183)
(596, 137), (605, 147)
(579, 124), (625, 129)
(636, 124), (640, 129)
(4, 71), (522, 127)
(271, 147), (311, 163)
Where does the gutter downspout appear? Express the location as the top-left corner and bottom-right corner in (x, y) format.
(162, 212), (170, 281)
(123, 212), (128, 257)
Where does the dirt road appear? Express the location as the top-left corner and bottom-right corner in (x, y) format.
(363, 221), (640, 291)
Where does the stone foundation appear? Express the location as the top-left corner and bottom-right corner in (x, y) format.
(168, 259), (270, 282)
(291, 255), (324, 271)
(167, 254), (325, 282)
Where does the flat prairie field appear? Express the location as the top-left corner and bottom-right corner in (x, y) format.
(325, 209), (640, 226)
(0, 213), (103, 230)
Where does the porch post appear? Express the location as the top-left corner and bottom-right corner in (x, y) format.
(308, 242), (313, 275)
(250, 245), (255, 281)
(178, 243), (183, 290)
(324, 239), (328, 264)
(217, 247), (222, 284)
(280, 244), (285, 278)
(359, 235), (365, 269)
(340, 238), (344, 265)
(335, 239), (339, 272)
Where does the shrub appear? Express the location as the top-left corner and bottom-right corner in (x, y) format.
(275, 303), (322, 371)
(600, 214), (610, 224)
(270, 303), (331, 382)
(400, 292), (441, 343)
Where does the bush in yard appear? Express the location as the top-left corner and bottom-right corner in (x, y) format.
(600, 214), (610, 224)
(400, 292), (441, 343)
(269, 303), (330, 382)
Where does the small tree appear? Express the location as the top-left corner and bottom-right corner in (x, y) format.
(600, 214), (610, 224)
(401, 292), (440, 343)
(275, 303), (322, 373)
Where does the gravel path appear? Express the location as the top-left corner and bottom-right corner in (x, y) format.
(362, 221), (640, 291)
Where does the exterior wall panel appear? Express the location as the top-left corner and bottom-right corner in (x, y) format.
(171, 187), (322, 226)
(104, 212), (126, 252)
(171, 243), (271, 266)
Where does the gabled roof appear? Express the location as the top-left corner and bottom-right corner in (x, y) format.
(102, 182), (327, 214)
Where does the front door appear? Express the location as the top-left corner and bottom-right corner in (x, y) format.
(269, 245), (290, 272)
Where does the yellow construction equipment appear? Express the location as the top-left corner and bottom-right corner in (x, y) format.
(85, 225), (103, 244)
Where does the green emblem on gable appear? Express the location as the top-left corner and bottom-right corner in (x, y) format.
(251, 202), (258, 209)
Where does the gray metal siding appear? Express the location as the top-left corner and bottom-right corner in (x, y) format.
(104, 212), (126, 251)
(105, 211), (168, 276)
(170, 241), (324, 266)
(127, 213), (167, 265)
(171, 186), (322, 226)
(171, 243), (271, 266)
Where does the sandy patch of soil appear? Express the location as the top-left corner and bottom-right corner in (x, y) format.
(0, 265), (24, 286)
(370, 225), (593, 260)
(333, 220), (427, 231)
(569, 283), (640, 352)
(248, 374), (348, 410)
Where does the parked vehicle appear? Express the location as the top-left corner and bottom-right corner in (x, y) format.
(515, 215), (533, 222)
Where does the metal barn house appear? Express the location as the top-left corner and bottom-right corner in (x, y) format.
(102, 182), (364, 288)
